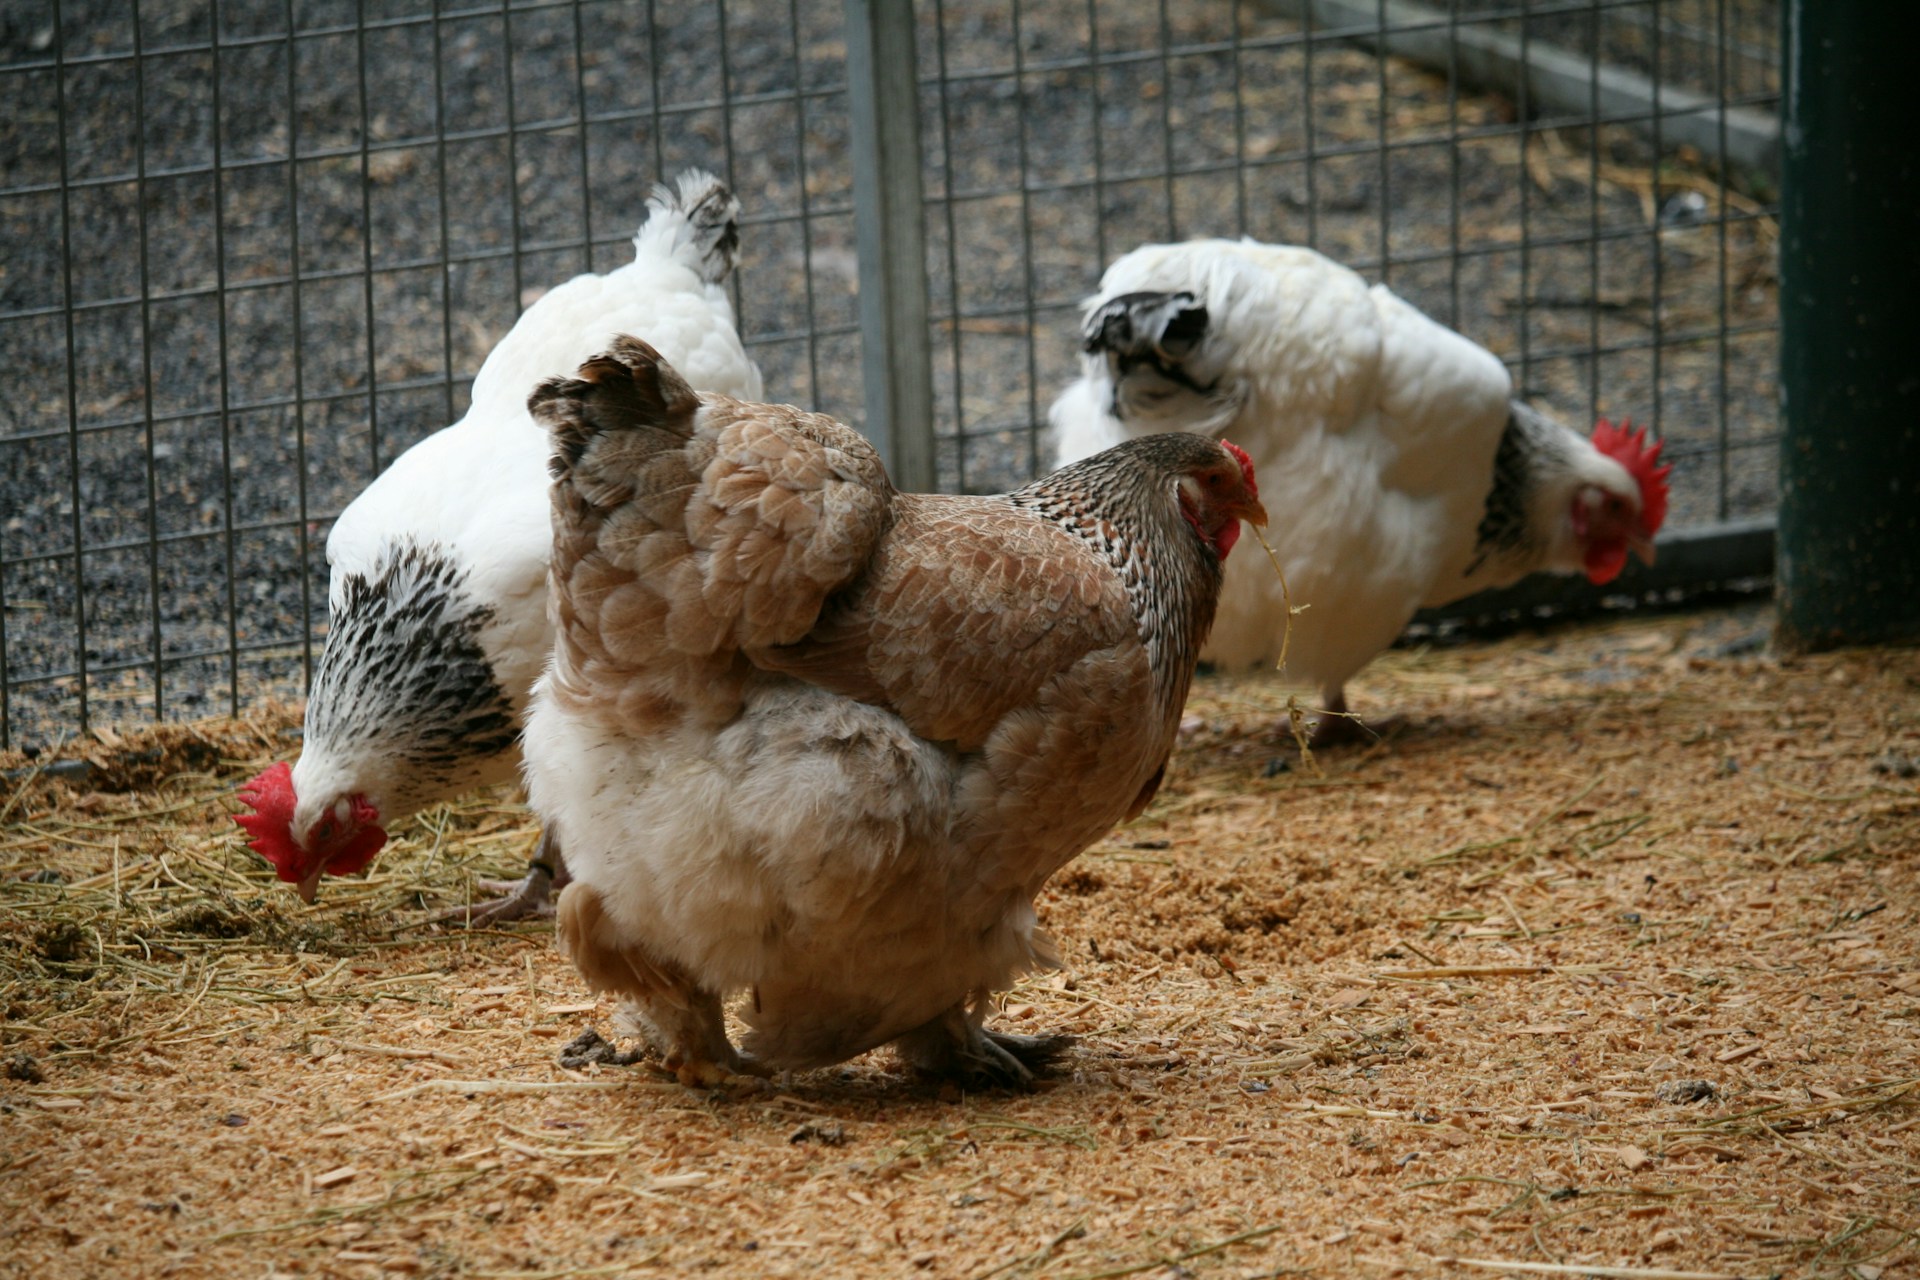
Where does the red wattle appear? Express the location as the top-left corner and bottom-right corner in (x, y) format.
(1584, 540), (1629, 585)
(326, 824), (389, 877)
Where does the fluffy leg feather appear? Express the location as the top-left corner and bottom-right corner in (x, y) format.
(614, 994), (765, 1089)
(556, 882), (762, 1088)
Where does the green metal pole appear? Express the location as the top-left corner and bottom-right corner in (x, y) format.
(844, 0), (935, 494)
(1775, 1), (1920, 652)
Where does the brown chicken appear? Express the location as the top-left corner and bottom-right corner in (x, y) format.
(520, 337), (1267, 1086)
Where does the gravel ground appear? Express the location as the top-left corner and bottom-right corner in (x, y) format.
(0, 0), (1780, 747)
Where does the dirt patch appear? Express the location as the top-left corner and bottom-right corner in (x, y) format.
(3, 602), (1916, 1280)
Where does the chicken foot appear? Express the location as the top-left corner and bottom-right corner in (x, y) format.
(617, 991), (767, 1089)
(892, 1001), (1075, 1089)
(431, 826), (571, 927)
(1305, 688), (1393, 749)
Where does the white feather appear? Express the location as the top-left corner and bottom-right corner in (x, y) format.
(522, 682), (1041, 1066)
(1051, 238), (1631, 705)
(293, 177), (761, 835)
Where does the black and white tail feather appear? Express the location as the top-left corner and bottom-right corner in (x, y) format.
(1081, 289), (1246, 437)
(635, 169), (742, 287)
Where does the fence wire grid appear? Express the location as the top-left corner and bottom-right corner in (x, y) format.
(0, 0), (1782, 749)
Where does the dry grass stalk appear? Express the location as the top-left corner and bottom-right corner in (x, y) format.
(1433, 1259), (1749, 1280)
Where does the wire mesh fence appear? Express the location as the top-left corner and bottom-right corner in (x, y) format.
(0, 0), (1780, 749)
(1463, 0), (1779, 103)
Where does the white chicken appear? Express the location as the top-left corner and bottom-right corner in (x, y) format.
(521, 338), (1265, 1086)
(1052, 238), (1670, 743)
(236, 171), (763, 915)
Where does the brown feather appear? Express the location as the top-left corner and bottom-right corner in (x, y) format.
(752, 495), (1136, 749)
(555, 882), (687, 1010)
(1126, 754), (1169, 822)
(526, 339), (1263, 1075)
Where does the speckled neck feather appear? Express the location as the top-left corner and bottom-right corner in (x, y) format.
(1011, 433), (1229, 714)
(305, 542), (520, 788)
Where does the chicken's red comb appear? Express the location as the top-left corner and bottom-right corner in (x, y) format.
(1219, 439), (1259, 499)
(1591, 419), (1671, 534)
(234, 760), (302, 882)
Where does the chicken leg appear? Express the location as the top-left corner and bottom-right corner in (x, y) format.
(554, 881), (764, 1087)
(431, 826), (571, 927)
(891, 1001), (1075, 1088)
(617, 991), (766, 1088)
(1307, 688), (1389, 749)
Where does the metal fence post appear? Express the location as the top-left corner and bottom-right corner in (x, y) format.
(1775, 0), (1920, 652)
(844, 0), (937, 493)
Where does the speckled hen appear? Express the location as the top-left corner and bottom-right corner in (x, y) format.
(520, 337), (1267, 1086)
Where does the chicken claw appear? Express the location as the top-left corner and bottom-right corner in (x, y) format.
(1302, 691), (1391, 750)
(664, 1051), (771, 1092)
(1306, 712), (1384, 749)
(895, 1004), (1075, 1089)
(556, 1026), (647, 1069)
(615, 990), (770, 1090)
(558, 1025), (766, 1090)
(430, 830), (570, 927)
(966, 1030), (1076, 1089)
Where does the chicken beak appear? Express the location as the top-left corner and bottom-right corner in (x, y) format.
(297, 866), (324, 905)
(1628, 532), (1658, 567)
(1241, 496), (1270, 529)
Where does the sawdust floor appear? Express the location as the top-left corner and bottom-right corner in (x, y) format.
(3, 601), (1917, 1280)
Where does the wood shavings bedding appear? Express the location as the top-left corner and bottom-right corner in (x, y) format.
(3, 602), (1916, 1279)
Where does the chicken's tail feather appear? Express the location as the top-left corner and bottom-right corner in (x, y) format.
(530, 336), (700, 483)
(633, 168), (742, 286)
(1079, 289), (1244, 435)
(1083, 290), (1209, 364)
